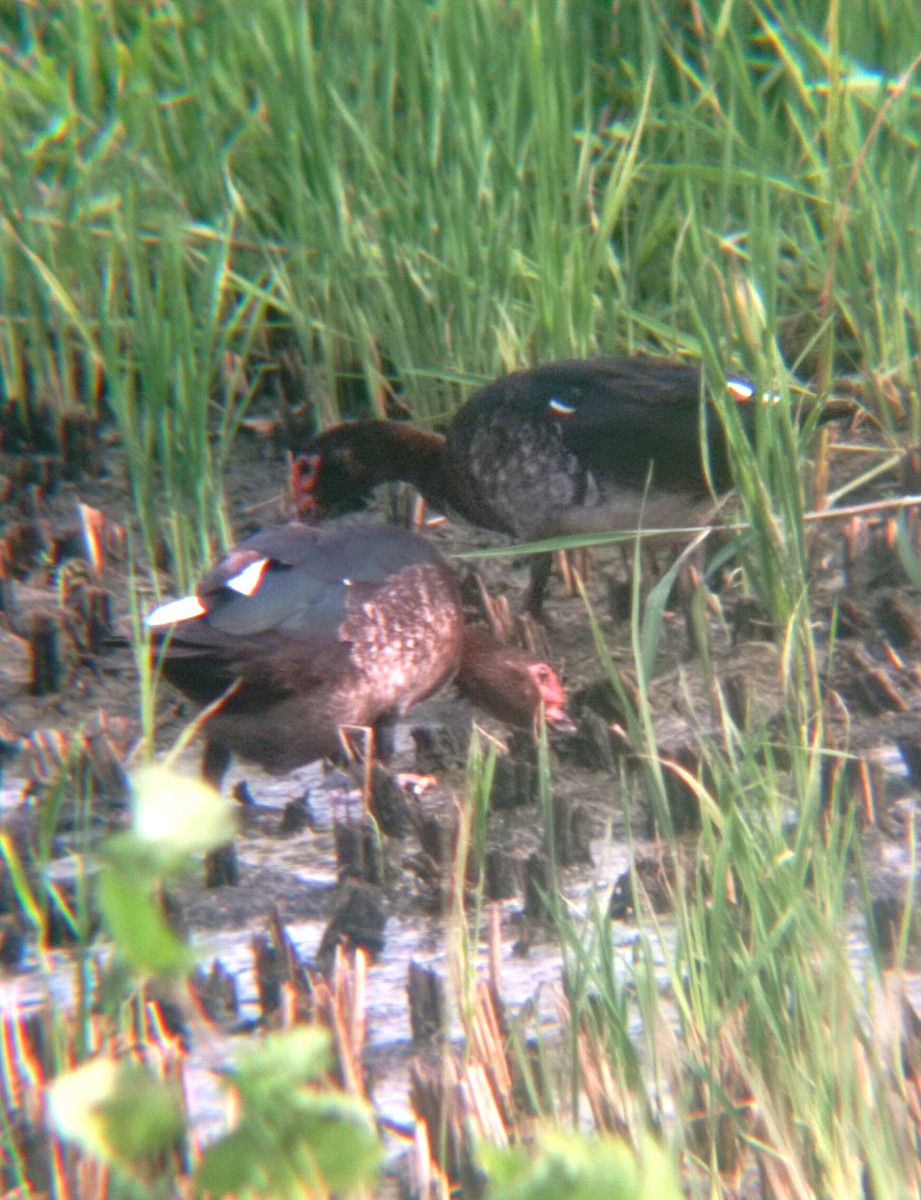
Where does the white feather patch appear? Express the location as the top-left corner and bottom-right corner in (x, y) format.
(548, 396), (576, 416)
(727, 377), (782, 406)
(226, 557), (269, 596)
(726, 377), (755, 400)
(146, 595), (207, 626)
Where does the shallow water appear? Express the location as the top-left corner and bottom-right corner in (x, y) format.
(3, 731), (920, 1154)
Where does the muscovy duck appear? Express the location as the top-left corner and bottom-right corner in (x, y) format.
(146, 524), (570, 787)
(292, 356), (767, 615)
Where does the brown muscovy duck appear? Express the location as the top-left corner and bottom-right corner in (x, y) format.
(292, 356), (768, 616)
(146, 524), (570, 787)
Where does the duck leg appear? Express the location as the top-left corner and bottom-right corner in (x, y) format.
(201, 739), (239, 886)
(524, 553), (553, 620)
(202, 739), (232, 790)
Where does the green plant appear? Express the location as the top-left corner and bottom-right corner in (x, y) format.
(36, 765), (382, 1198)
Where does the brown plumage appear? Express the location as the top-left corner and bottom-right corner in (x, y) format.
(147, 523), (570, 786)
(293, 356), (768, 614)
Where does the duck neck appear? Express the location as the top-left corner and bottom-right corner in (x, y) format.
(371, 423), (448, 508)
(455, 626), (537, 728)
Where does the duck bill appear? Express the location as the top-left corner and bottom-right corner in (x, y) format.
(543, 702), (576, 733)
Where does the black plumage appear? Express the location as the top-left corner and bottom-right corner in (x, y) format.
(293, 356), (766, 614)
(147, 524), (569, 785)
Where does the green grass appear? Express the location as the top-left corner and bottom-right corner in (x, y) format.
(5, 1), (919, 556)
(3, 0), (921, 1195)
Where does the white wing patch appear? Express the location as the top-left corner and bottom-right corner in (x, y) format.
(146, 595), (207, 626)
(727, 376), (781, 405)
(726, 377), (755, 400)
(226, 557), (270, 596)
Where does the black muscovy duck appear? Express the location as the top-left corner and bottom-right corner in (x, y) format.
(292, 350), (849, 614)
(292, 356), (781, 615)
(146, 523), (570, 787)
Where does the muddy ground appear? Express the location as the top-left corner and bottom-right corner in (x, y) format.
(2, 392), (921, 1171)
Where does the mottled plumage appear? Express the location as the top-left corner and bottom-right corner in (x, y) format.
(147, 524), (569, 783)
(293, 356), (762, 613)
